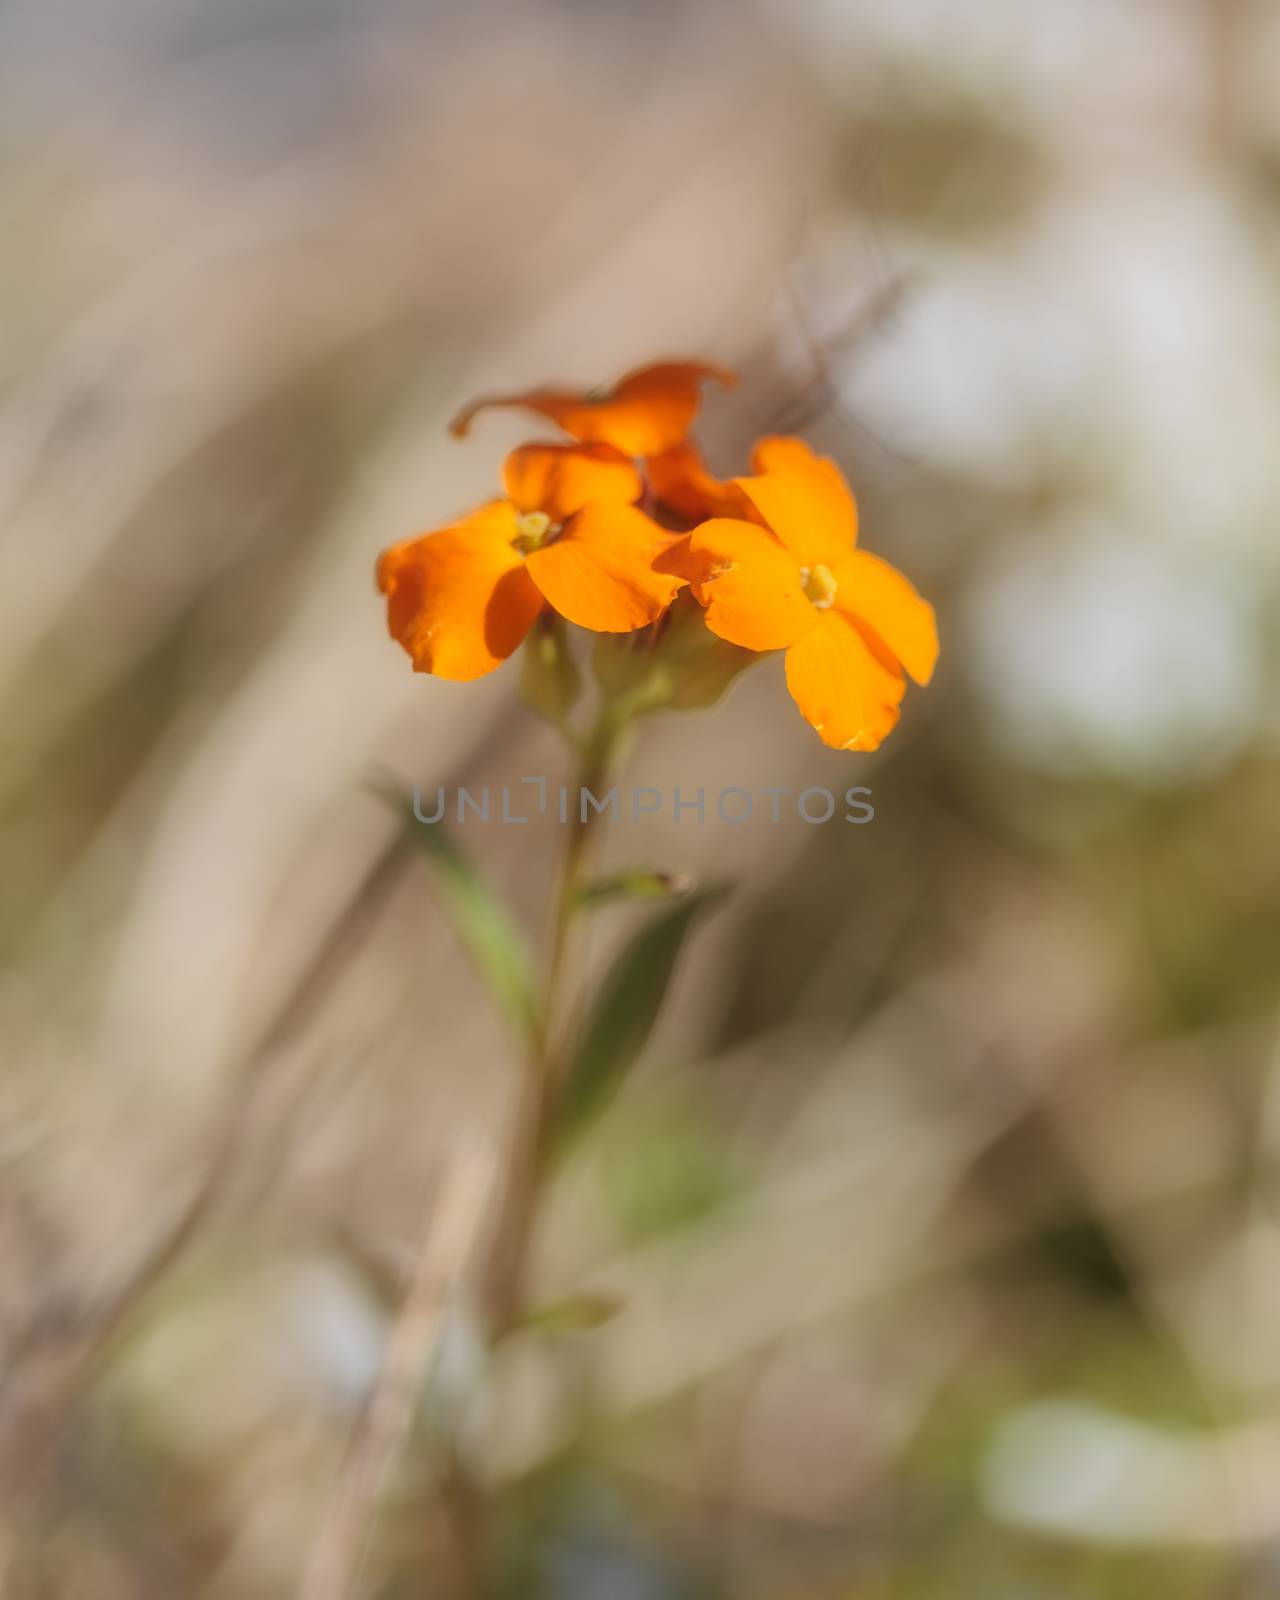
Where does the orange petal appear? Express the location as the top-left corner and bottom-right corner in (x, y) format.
(377, 504), (542, 681)
(451, 360), (736, 457)
(834, 548), (939, 687)
(682, 518), (817, 652)
(524, 502), (686, 633)
(784, 610), (906, 752)
(735, 454), (858, 569)
(646, 440), (751, 523)
(749, 435), (832, 476)
(654, 532), (699, 583)
(376, 498), (516, 594)
(503, 442), (641, 522)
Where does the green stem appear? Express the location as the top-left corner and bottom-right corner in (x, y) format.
(479, 704), (623, 1335)
(447, 701), (628, 1593)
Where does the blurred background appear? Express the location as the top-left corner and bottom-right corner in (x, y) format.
(3, 0), (1280, 1594)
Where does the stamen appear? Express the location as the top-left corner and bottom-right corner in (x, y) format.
(514, 510), (552, 551)
(803, 562), (838, 610)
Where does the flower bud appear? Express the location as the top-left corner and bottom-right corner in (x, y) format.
(518, 613), (581, 729)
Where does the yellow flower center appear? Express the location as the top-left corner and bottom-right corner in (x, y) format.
(514, 510), (553, 552)
(801, 562), (838, 610)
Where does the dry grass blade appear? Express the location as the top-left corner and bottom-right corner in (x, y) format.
(298, 1146), (493, 1600)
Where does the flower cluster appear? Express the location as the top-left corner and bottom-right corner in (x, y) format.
(376, 361), (937, 751)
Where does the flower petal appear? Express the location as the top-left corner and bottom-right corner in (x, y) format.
(749, 435), (835, 476)
(682, 517), (817, 651)
(646, 440), (751, 522)
(377, 505), (541, 681)
(594, 362), (737, 455)
(503, 442), (641, 521)
(524, 502), (686, 633)
(376, 498), (516, 593)
(784, 610), (905, 751)
(451, 360), (736, 457)
(834, 548), (939, 686)
(735, 454), (858, 569)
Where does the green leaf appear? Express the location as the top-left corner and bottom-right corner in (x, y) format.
(379, 784), (541, 1042)
(556, 885), (729, 1146)
(573, 868), (693, 911)
(510, 1290), (624, 1338)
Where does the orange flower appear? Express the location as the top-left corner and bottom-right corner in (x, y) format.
(377, 443), (684, 681)
(674, 438), (938, 751)
(449, 360), (736, 458)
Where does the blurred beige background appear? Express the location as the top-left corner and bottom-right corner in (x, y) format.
(3, 1), (1280, 1595)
